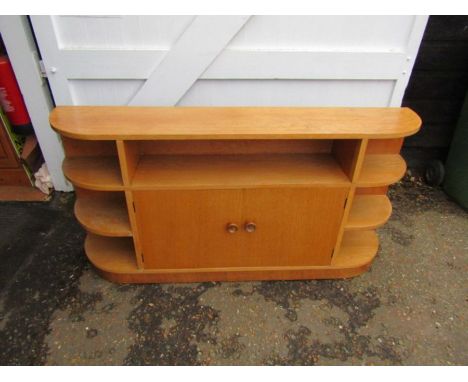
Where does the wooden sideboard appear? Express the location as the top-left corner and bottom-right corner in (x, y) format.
(50, 107), (421, 283)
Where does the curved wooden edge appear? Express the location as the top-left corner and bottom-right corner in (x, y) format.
(94, 264), (373, 284)
(85, 234), (137, 272)
(63, 157), (124, 191)
(50, 106), (421, 141)
(346, 195), (392, 230)
(75, 194), (132, 237)
(84, 231), (379, 284)
(356, 154), (406, 187)
(332, 230), (379, 267)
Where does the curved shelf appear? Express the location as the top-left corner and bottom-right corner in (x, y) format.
(63, 157), (124, 191)
(75, 193), (132, 237)
(356, 154), (406, 187)
(332, 230), (379, 267)
(84, 230), (379, 283)
(346, 195), (392, 230)
(85, 234), (137, 274)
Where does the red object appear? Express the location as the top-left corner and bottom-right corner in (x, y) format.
(0, 55), (33, 135)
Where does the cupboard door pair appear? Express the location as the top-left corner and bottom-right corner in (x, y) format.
(133, 187), (349, 270)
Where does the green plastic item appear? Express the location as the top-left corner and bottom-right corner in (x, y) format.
(444, 92), (468, 209)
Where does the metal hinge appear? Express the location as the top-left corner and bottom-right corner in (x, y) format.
(141, 252), (145, 263)
(133, 202), (136, 212)
(38, 60), (47, 78)
(32, 52), (47, 78)
(31, 51), (47, 88)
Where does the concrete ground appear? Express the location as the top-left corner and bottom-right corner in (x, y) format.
(0, 175), (466, 365)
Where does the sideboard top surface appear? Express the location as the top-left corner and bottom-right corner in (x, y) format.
(50, 106), (421, 141)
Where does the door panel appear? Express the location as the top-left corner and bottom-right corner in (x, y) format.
(134, 189), (244, 269)
(242, 187), (348, 266)
(134, 187), (349, 270)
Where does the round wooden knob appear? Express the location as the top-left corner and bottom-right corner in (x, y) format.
(244, 222), (256, 233)
(226, 223), (239, 233)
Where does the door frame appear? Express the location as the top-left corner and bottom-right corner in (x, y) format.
(0, 15), (71, 191)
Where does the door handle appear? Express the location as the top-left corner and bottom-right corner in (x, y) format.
(226, 223), (239, 234)
(244, 222), (256, 233)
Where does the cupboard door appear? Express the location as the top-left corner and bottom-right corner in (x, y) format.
(133, 189), (244, 269)
(242, 187), (349, 266)
(134, 187), (349, 270)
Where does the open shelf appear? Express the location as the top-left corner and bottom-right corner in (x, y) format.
(63, 157), (124, 190)
(356, 154), (406, 187)
(332, 230), (379, 267)
(131, 153), (350, 189)
(75, 192), (132, 237)
(85, 234), (137, 274)
(346, 195), (392, 230)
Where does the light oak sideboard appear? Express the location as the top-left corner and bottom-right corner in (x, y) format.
(50, 107), (421, 283)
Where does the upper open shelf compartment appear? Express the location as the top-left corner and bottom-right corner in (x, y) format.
(131, 153), (350, 189)
(63, 156), (123, 190)
(51, 106), (421, 140)
(61, 137), (123, 190)
(124, 139), (353, 189)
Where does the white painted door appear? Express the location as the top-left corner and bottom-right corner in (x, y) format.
(31, 16), (428, 108)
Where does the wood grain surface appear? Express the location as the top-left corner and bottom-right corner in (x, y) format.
(50, 106), (421, 140)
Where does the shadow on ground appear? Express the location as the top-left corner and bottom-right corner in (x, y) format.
(0, 176), (466, 365)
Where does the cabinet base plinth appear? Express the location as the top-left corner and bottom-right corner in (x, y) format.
(92, 264), (374, 284)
